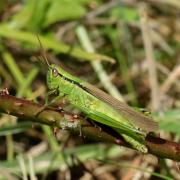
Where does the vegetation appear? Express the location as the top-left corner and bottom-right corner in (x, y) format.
(0, 0), (179, 179)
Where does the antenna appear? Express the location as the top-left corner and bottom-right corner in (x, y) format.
(36, 35), (50, 67)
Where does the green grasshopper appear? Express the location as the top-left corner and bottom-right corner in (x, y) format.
(38, 37), (158, 153)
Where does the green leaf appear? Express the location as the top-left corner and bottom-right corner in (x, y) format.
(0, 24), (115, 63)
(10, 0), (51, 30)
(0, 122), (32, 136)
(154, 110), (180, 135)
(111, 6), (139, 23)
(44, 0), (86, 27)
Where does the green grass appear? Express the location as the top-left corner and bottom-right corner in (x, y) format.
(0, 0), (179, 179)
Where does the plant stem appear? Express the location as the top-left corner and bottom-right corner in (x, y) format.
(0, 93), (180, 161)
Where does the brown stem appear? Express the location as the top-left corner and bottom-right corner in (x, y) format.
(0, 93), (180, 161)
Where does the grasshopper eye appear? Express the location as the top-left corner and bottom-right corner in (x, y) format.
(52, 68), (59, 77)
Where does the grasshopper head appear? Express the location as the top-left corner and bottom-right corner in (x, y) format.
(47, 64), (83, 92)
(47, 64), (62, 91)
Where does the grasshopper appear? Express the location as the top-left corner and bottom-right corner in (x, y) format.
(37, 37), (158, 153)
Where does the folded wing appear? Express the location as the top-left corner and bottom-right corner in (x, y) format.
(83, 82), (158, 133)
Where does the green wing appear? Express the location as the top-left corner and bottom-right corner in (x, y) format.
(82, 82), (158, 133)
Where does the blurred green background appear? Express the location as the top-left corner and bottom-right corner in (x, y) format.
(0, 0), (179, 179)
